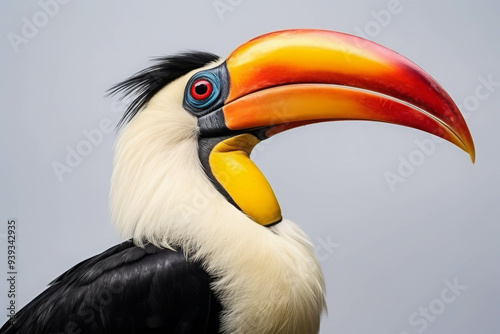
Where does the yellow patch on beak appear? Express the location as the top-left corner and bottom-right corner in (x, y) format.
(209, 134), (282, 226)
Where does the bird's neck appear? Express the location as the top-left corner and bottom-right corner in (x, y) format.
(110, 107), (326, 333)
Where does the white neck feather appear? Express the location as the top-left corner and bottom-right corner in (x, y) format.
(110, 63), (326, 333)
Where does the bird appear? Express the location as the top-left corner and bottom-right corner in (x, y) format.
(1, 29), (475, 334)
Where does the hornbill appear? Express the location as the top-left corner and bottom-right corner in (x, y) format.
(1, 29), (474, 334)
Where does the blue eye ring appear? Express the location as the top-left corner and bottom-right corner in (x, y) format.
(186, 72), (221, 109)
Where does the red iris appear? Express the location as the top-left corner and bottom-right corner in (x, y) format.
(191, 79), (213, 100)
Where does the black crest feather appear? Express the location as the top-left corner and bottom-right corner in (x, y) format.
(108, 51), (220, 128)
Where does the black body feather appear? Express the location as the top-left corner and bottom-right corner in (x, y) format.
(0, 240), (221, 333)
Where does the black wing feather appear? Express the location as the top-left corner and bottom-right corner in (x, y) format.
(0, 240), (221, 334)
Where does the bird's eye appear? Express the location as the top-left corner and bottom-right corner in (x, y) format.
(191, 79), (213, 100)
(185, 72), (221, 111)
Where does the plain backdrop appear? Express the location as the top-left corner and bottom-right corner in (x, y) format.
(1, 1), (499, 333)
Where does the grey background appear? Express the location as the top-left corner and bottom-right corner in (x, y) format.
(1, 0), (499, 333)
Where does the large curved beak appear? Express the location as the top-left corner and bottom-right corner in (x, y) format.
(200, 29), (475, 227)
(222, 29), (474, 160)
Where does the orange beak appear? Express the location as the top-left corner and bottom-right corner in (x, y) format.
(198, 29), (475, 227)
(221, 29), (475, 162)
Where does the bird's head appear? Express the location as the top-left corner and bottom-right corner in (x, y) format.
(109, 29), (474, 243)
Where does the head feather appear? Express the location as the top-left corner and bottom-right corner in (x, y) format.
(108, 51), (219, 128)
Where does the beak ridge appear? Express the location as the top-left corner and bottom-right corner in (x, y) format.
(223, 29), (475, 162)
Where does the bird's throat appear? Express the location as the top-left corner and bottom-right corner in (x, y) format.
(202, 134), (282, 226)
